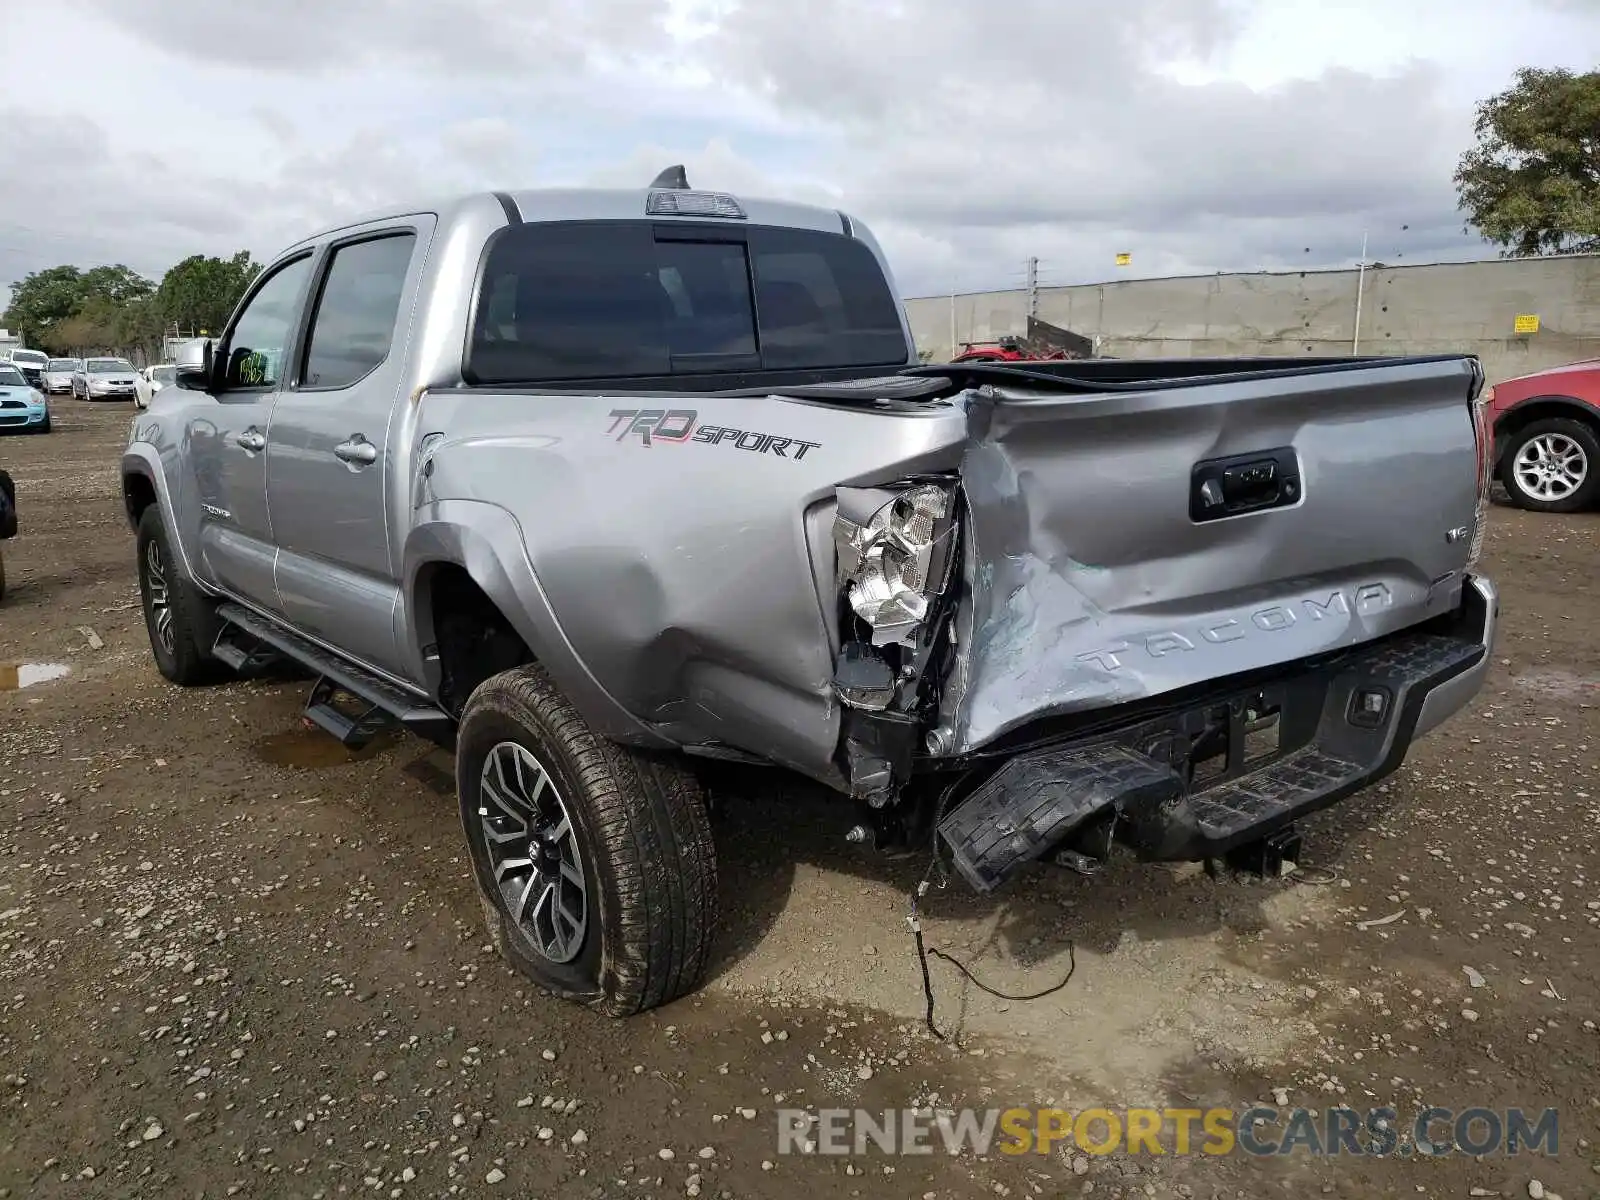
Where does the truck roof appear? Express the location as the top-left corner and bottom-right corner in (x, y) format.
(295, 186), (859, 249)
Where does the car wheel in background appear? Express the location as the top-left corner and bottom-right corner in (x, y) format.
(1502, 417), (1600, 513)
(456, 663), (718, 1016)
(135, 506), (224, 685)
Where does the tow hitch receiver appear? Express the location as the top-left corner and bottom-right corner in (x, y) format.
(1221, 824), (1303, 877)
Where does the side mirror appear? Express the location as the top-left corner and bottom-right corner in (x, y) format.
(174, 338), (214, 391)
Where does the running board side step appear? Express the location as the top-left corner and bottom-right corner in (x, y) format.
(215, 602), (454, 749)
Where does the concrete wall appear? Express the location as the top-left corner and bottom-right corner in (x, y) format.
(904, 254), (1600, 385)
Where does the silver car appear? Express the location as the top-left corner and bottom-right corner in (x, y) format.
(121, 178), (1500, 1017)
(73, 357), (140, 401)
(42, 358), (80, 395)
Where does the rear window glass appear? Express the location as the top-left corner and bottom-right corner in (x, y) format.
(467, 220), (906, 384)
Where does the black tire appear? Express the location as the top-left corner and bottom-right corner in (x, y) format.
(135, 506), (223, 685)
(457, 663), (717, 1016)
(37, 413), (50, 434)
(1500, 417), (1600, 513)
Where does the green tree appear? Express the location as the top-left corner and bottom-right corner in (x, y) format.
(1455, 67), (1600, 256)
(2, 262), (157, 353)
(81, 264), (155, 307)
(2, 265), (88, 347)
(156, 251), (261, 334)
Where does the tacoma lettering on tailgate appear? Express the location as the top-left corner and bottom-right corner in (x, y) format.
(1074, 584), (1395, 671)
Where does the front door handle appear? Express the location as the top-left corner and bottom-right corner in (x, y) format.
(334, 435), (378, 466)
(235, 427), (266, 452)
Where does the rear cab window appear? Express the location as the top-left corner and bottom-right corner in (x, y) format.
(465, 220), (908, 385)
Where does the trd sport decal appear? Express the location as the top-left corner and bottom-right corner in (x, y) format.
(606, 409), (822, 460)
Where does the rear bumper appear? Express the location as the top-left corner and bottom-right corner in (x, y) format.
(938, 575), (1498, 891)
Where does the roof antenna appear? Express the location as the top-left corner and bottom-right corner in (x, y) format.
(649, 165), (690, 190)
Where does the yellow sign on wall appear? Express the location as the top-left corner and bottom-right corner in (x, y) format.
(1513, 314), (1540, 335)
(1115, 253), (1132, 267)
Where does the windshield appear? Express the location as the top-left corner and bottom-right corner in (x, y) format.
(47, 359), (78, 371)
(0, 366), (27, 387)
(151, 365), (177, 384)
(87, 358), (134, 373)
(10, 350), (47, 366)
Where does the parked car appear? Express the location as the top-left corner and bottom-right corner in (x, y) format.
(42, 358), (80, 394)
(0, 363), (51, 433)
(121, 174), (1499, 1016)
(1486, 358), (1600, 512)
(73, 357), (140, 401)
(7, 348), (48, 389)
(135, 362), (177, 409)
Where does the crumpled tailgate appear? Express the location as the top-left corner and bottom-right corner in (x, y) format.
(937, 356), (1483, 753)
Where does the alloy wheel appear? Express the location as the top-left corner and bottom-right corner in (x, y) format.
(1513, 432), (1588, 503)
(477, 741), (588, 965)
(144, 539), (175, 656)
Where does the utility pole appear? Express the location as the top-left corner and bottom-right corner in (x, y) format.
(1351, 229), (1369, 356)
(1026, 256), (1040, 319)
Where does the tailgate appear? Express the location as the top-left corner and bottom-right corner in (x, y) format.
(940, 356), (1484, 753)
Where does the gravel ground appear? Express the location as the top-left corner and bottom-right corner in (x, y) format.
(1, 401), (1596, 1199)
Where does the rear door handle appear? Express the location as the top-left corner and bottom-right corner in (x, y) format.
(235, 427), (266, 452)
(334, 435), (378, 466)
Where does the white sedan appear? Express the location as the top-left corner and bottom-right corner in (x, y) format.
(135, 363), (177, 409)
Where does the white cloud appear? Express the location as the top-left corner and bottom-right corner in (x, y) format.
(3, 0), (1599, 311)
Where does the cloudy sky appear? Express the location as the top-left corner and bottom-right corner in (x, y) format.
(2, 0), (1598, 310)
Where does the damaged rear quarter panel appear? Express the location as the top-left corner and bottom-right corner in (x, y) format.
(412, 388), (964, 782)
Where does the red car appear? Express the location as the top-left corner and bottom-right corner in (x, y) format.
(1487, 359), (1600, 512)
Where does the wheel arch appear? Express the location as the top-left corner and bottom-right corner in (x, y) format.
(120, 444), (206, 587)
(401, 501), (673, 749)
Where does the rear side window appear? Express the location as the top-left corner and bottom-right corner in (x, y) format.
(302, 233), (417, 390)
(747, 227), (906, 371)
(466, 221), (906, 384)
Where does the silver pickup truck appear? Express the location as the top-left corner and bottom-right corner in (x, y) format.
(122, 169), (1499, 1015)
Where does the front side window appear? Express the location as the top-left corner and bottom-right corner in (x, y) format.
(466, 221), (907, 385)
(223, 254), (313, 389)
(301, 233), (417, 390)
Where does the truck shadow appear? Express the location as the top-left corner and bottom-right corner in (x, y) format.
(698, 761), (1401, 989)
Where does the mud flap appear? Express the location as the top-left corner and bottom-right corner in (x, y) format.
(936, 744), (1183, 892)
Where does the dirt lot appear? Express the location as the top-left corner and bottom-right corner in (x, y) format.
(1, 400), (1597, 1199)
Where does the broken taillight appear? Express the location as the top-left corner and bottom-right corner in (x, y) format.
(1467, 385), (1494, 569)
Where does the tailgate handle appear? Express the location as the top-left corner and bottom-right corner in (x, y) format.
(1222, 459), (1280, 504)
(1190, 447), (1301, 523)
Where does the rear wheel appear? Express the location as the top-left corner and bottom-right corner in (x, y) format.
(136, 506), (223, 685)
(1502, 417), (1600, 513)
(457, 664), (718, 1016)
